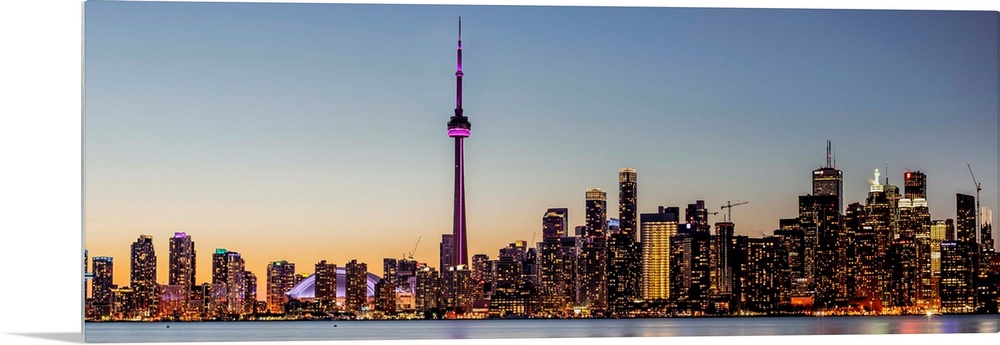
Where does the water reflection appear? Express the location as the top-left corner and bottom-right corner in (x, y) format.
(85, 315), (1000, 343)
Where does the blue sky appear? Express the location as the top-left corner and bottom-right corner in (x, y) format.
(83, 2), (998, 282)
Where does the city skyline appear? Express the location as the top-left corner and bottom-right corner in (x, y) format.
(83, 2), (998, 296)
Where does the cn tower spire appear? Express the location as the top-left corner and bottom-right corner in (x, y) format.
(455, 17), (464, 114)
(447, 17), (471, 269)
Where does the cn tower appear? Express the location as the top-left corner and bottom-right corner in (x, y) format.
(447, 18), (471, 268)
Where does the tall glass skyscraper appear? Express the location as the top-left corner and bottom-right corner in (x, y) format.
(812, 140), (843, 213)
(641, 206), (679, 300)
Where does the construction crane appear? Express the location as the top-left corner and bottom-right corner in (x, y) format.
(968, 163), (982, 236)
(721, 200), (749, 222)
(407, 236), (422, 260)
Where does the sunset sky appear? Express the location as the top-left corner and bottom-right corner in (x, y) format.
(83, 2), (998, 295)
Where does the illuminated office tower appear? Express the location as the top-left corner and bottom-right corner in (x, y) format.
(580, 188), (608, 313)
(800, 194), (845, 305)
(774, 218), (806, 307)
(929, 219), (947, 296)
(940, 241), (975, 313)
(169, 232), (197, 299)
(447, 18), (472, 269)
(344, 259), (368, 312)
(904, 171), (927, 199)
(864, 170), (892, 303)
(539, 208), (570, 314)
(440, 234), (454, 272)
(812, 140), (844, 212)
(887, 237), (919, 308)
(211, 249), (246, 316)
(489, 252), (522, 317)
(641, 206), (679, 300)
(266, 260), (295, 314)
(314, 260), (337, 309)
(243, 271), (256, 315)
(608, 168), (640, 316)
(91, 256), (114, 318)
(415, 265), (442, 313)
(130, 235), (157, 318)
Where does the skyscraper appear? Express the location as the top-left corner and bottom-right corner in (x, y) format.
(539, 208), (570, 315)
(957, 193), (976, 244)
(609, 169), (641, 316)
(415, 265), (442, 313)
(904, 171), (927, 200)
(243, 271), (257, 315)
(440, 234), (454, 272)
(800, 194), (845, 305)
(169, 232), (196, 294)
(812, 140), (843, 212)
(91, 256), (114, 318)
(580, 188), (608, 313)
(619, 168), (638, 238)
(447, 18), (472, 268)
(345, 259), (368, 312)
(130, 235), (157, 318)
(641, 206), (679, 300)
(211, 248), (246, 316)
(314, 260), (337, 309)
(266, 260), (295, 314)
(940, 241), (974, 313)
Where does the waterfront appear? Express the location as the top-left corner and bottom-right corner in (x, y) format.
(84, 315), (1000, 343)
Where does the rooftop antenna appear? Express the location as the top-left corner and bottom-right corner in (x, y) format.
(826, 140), (832, 168)
(832, 143), (836, 169)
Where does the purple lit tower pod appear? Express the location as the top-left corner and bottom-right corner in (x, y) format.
(447, 18), (471, 268)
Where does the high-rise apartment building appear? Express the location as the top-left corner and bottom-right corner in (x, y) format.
(211, 249), (246, 316)
(415, 265), (441, 312)
(345, 259), (368, 312)
(580, 188), (608, 313)
(169, 232), (197, 297)
(266, 260), (295, 314)
(314, 260), (337, 308)
(130, 235), (157, 317)
(92, 256), (114, 317)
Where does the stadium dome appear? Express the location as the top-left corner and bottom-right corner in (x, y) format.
(285, 267), (400, 300)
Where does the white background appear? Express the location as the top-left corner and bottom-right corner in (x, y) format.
(0, 1), (997, 345)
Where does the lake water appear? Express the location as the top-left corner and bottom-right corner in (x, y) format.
(84, 315), (1000, 343)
